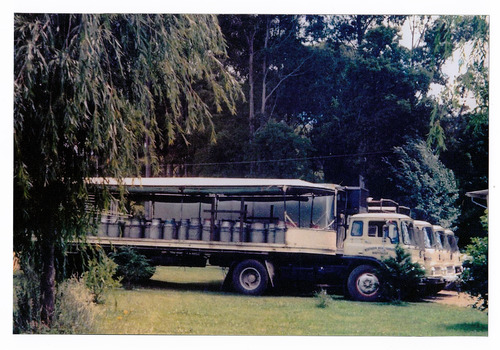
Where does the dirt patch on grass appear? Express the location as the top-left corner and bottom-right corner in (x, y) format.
(424, 290), (477, 308)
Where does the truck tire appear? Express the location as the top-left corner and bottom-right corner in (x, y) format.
(347, 265), (382, 302)
(232, 259), (269, 296)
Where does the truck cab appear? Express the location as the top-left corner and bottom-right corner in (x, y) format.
(444, 229), (463, 280)
(344, 213), (420, 262)
(431, 225), (446, 274)
(414, 220), (446, 292)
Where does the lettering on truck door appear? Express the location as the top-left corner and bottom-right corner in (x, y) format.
(346, 219), (397, 257)
(365, 220), (398, 258)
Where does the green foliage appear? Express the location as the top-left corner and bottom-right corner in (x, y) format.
(380, 245), (426, 302)
(53, 276), (100, 334)
(309, 22), (432, 190)
(247, 120), (317, 180)
(480, 209), (488, 231)
(460, 237), (488, 311)
(13, 260), (43, 333)
(14, 13), (241, 324)
(314, 289), (332, 308)
(14, 263), (100, 334)
(426, 16), (489, 154)
(82, 252), (122, 304)
(388, 139), (459, 228)
(110, 247), (156, 289)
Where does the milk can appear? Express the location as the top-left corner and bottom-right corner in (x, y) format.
(202, 218), (213, 241)
(188, 218), (202, 240)
(231, 223), (245, 242)
(250, 222), (266, 243)
(97, 215), (108, 237)
(219, 220), (233, 242)
(163, 218), (176, 240)
(147, 218), (163, 239)
(129, 217), (143, 238)
(107, 216), (121, 237)
(266, 223), (276, 244)
(178, 219), (190, 240)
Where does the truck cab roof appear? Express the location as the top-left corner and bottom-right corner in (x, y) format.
(414, 220), (432, 227)
(350, 212), (412, 220)
(432, 225), (445, 232)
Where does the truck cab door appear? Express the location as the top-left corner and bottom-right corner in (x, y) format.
(344, 219), (397, 258)
(344, 220), (366, 256)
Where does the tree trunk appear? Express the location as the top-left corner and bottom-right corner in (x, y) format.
(40, 236), (56, 326)
(260, 17), (270, 117)
(248, 30), (255, 136)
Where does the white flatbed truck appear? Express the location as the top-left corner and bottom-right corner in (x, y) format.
(80, 177), (440, 301)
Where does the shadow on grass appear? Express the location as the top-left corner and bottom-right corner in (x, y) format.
(137, 278), (224, 293)
(445, 322), (488, 333)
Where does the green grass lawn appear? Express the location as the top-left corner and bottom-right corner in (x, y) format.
(94, 266), (488, 336)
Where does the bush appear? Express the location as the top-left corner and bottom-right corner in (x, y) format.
(13, 259), (44, 333)
(110, 247), (156, 289)
(380, 245), (425, 302)
(460, 236), (488, 311)
(14, 262), (100, 334)
(314, 289), (332, 308)
(52, 277), (100, 334)
(82, 251), (121, 304)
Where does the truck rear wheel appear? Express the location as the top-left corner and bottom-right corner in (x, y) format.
(232, 259), (269, 296)
(347, 265), (382, 302)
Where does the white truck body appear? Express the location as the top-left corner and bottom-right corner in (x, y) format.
(79, 177), (451, 299)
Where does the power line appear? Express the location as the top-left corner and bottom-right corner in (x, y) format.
(180, 150), (393, 167)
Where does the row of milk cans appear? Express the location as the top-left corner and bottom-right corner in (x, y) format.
(97, 216), (287, 244)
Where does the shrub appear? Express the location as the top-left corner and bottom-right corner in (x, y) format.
(380, 245), (425, 302)
(14, 261), (101, 334)
(460, 236), (488, 311)
(52, 276), (100, 334)
(314, 289), (332, 308)
(110, 247), (156, 289)
(82, 252), (121, 304)
(13, 259), (44, 333)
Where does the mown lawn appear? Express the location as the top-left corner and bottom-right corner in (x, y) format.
(94, 266), (488, 336)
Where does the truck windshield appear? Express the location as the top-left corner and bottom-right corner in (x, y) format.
(447, 235), (459, 252)
(441, 233), (451, 251)
(434, 231), (444, 249)
(401, 221), (415, 245)
(422, 227), (433, 248)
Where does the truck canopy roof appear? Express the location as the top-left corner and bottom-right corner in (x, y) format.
(87, 177), (340, 197)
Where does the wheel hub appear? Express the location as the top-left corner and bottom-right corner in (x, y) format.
(357, 273), (379, 296)
(240, 267), (261, 291)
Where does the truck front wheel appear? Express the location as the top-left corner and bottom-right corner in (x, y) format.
(232, 259), (269, 296)
(347, 265), (382, 302)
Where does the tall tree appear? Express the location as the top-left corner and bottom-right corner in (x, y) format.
(309, 22), (433, 193)
(423, 16), (489, 243)
(14, 14), (240, 326)
(218, 15), (312, 136)
(387, 139), (460, 229)
(425, 16), (489, 153)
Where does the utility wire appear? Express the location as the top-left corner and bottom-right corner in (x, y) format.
(180, 150), (393, 167)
